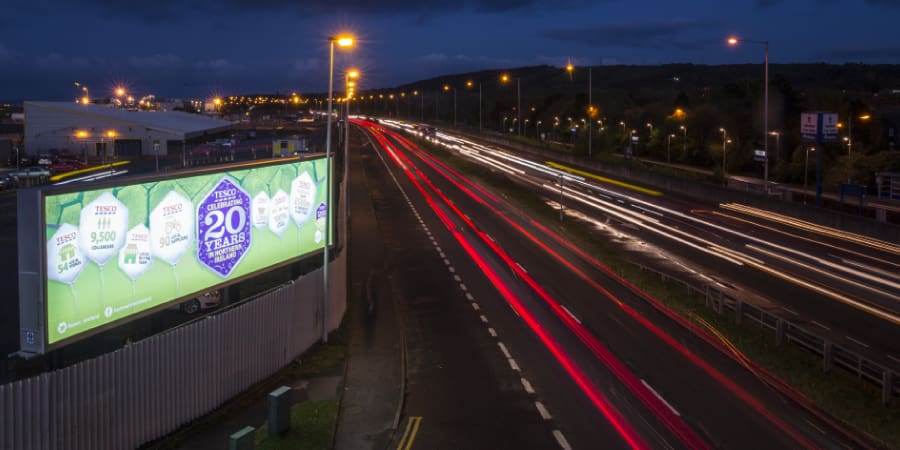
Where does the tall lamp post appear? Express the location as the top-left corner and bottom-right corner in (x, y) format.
(443, 84), (457, 126)
(323, 34), (354, 343)
(667, 133), (675, 163)
(843, 114), (870, 183)
(804, 146), (815, 204)
(727, 36), (769, 191)
(566, 63), (594, 157)
(720, 127), (728, 177)
(344, 69), (358, 229)
(501, 74), (521, 135)
(466, 80), (482, 132)
(680, 125), (687, 156)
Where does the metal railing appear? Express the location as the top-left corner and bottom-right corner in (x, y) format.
(634, 262), (898, 405)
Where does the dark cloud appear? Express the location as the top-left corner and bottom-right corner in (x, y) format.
(65, 0), (593, 21)
(540, 19), (719, 50)
(816, 47), (900, 61)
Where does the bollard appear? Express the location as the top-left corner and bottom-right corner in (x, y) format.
(269, 386), (293, 437)
(229, 426), (255, 450)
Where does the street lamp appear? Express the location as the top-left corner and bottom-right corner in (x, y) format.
(466, 80), (482, 132)
(323, 33), (354, 343)
(503, 116), (508, 133)
(728, 35), (769, 191)
(566, 63), (594, 157)
(646, 122), (653, 134)
(75, 130), (89, 165)
(720, 127), (728, 171)
(844, 113), (870, 183)
(501, 74), (521, 135)
(443, 84), (457, 126)
(667, 134), (675, 163)
(804, 146), (815, 203)
(769, 130), (780, 171)
(680, 125), (687, 155)
(537, 120), (542, 139)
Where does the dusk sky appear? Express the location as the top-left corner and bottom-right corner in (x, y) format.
(2, 0), (899, 101)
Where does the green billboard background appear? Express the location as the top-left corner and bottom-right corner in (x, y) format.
(44, 158), (330, 345)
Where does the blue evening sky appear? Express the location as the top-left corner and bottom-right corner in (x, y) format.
(1, 0), (898, 100)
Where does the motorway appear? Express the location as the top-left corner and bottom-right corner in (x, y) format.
(376, 121), (900, 362)
(353, 119), (871, 449)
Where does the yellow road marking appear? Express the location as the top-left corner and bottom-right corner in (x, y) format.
(545, 161), (662, 196)
(49, 161), (131, 182)
(397, 416), (423, 450)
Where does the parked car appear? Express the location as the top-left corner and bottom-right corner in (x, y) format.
(10, 165), (51, 181)
(0, 174), (15, 190)
(178, 290), (222, 314)
(50, 159), (87, 174)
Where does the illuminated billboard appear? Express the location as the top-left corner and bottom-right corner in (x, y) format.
(18, 157), (330, 353)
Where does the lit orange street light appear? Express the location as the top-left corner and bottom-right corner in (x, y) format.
(501, 73), (521, 135)
(727, 35), (770, 189)
(324, 33), (355, 343)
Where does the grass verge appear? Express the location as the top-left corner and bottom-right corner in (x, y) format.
(254, 401), (338, 450)
(411, 135), (900, 448)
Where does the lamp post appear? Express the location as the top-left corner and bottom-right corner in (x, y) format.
(728, 36), (769, 191)
(680, 125), (687, 156)
(667, 134), (675, 163)
(501, 74), (521, 135)
(845, 114), (870, 183)
(720, 127), (729, 179)
(345, 69), (358, 228)
(804, 146), (815, 204)
(443, 84), (457, 126)
(566, 63), (594, 157)
(769, 130), (780, 174)
(502, 116), (508, 133)
(537, 120), (542, 140)
(323, 34), (353, 343)
(466, 80), (482, 132)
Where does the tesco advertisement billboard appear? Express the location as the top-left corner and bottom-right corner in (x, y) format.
(19, 157), (331, 353)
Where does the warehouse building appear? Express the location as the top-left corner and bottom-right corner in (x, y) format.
(23, 101), (232, 162)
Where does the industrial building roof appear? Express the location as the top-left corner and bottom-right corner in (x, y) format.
(25, 101), (232, 138)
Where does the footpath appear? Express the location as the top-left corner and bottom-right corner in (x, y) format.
(150, 133), (403, 450)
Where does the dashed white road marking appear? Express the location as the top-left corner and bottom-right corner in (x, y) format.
(552, 430), (572, 450)
(515, 262), (528, 273)
(534, 401), (552, 420)
(453, 274), (462, 282)
(459, 283), (468, 292)
(561, 305), (581, 324)
(435, 246), (442, 253)
(439, 252), (446, 258)
(480, 315), (488, 323)
(508, 358), (521, 372)
(487, 328), (497, 337)
(465, 293), (474, 301)
(448, 266), (455, 273)
(520, 377), (535, 394)
(443, 258), (450, 265)
(498, 342), (511, 359)
(640, 379), (680, 416)
(471, 303), (480, 311)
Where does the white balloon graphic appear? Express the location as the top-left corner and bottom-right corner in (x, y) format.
(78, 192), (129, 267)
(290, 171), (316, 227)
(47, 223), (86, 284)
(252, 191), (270, 229)
(117, 224), (153, 281)
(267, 189), (290, 237)
(150, 191), (194, 265)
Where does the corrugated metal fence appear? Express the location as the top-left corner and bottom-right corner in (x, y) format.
(0, 252), (346, 450)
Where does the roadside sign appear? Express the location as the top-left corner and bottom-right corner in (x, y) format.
(753, 149), (767, 162)
(822, 113), (838, 141)
(802, 112), (839, 142)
